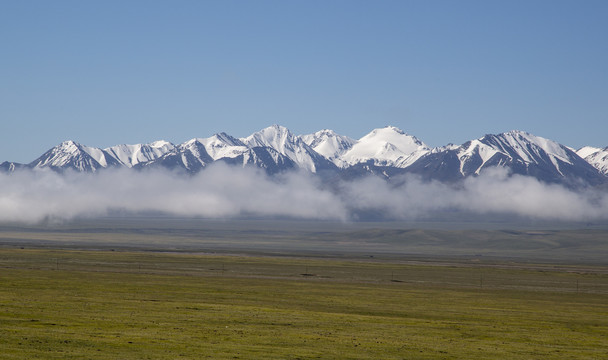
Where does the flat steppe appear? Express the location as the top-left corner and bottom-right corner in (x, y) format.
(1, 217), (607, 359)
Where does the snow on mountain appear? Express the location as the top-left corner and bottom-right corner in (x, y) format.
(218, 146), (297, 174)
(340, 126), (430, 168)
(197, 133), (249, 160)
(241, 125), (335, 172)
(453, 130), (580, 176)
(152, 139), (214, 172)
(483, 130), (572, 168)
(6, 125), (607, 185)
(189, 132), (296, 173)
(576, 146), (601, 159)
(301, 129), (356, 167)
(455, 139), (502, 175)
(21, 127), (319, 174)
(29, 140), (122, 172)
(104, 140), (175, 168)
(136, 135), (296, 174)
(577, 146), (608, 175)
(407, 130), (604, 184)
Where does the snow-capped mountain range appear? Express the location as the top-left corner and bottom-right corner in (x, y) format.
(2, 125), (607, 186)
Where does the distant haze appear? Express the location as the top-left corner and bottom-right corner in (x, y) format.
(1, 165), (607, 224)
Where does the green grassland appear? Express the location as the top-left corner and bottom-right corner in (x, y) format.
(1, 248), (608, 359)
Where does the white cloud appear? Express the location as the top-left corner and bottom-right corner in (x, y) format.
(339, 168), (608, 221)
(1, 165), (607, 224)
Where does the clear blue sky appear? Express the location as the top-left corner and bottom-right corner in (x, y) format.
(1, 0), (607, 163)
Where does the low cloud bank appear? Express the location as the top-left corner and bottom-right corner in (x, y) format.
(1, 165), (607, 224)
(341, 168), (608, 221)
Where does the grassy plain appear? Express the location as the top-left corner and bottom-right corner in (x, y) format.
(1, 248), (608, 359)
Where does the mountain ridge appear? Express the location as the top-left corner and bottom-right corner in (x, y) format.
(2, 125), (606, 186)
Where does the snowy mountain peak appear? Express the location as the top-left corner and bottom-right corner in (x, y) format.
(301, 129), (356, 166)
(373, 125), (406, 135)
(149, 140), (174, 148)
(577, 146), (608, 175)
(302, 129), (355, 146)
(29, 140), (120, 172)
(576, 146), (602, 159)
(104, 141), (175, 168)
(182, 137), (215, 150)
(242, 124), (298, 149)
(204, 132), (245, 147)
(340, 126), (429, 167)
(360, 126), (426, 148)
(60, 139), (80, 146)
(481, 131), (572, 165)
(198, 133), (248, 161)
(242, 125), (329, 172)
(219, 132), (244, 145)
(302, 129), (340, 143)
(56, 140), (83, 153)
(504, 129), (530, 136)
